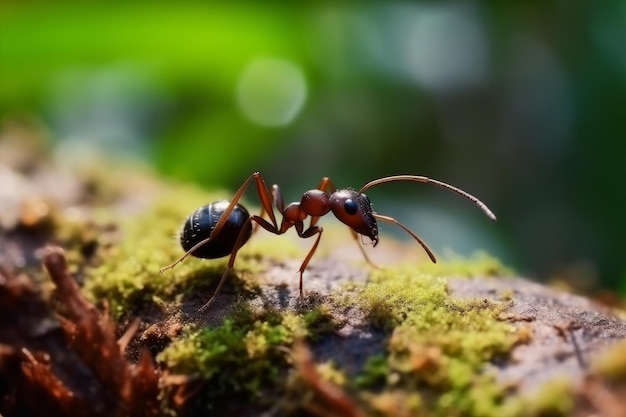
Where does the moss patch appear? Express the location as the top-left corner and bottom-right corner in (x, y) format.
(409, 250), (513, 278)
(157, 302), (338, 409)
(156, 260), (570, 416)
(592, 338), (626, 383)
(349, 267), (520, 416)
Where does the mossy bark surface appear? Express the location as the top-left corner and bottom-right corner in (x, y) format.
(1, 144), (625, 417)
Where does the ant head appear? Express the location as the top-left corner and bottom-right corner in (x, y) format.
(330, 189), (379, 246)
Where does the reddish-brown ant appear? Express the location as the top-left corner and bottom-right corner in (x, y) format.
(160, 172), (496, 311)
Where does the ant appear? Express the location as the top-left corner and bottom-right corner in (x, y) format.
(160, 172), (496, 312)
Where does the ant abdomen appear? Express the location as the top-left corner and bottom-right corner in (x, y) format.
(180, 200), (252, 259)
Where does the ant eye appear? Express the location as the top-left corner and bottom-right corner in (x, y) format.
(344, 199), (358, 215)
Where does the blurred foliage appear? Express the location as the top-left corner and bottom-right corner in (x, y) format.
(1, 1), (625, 293)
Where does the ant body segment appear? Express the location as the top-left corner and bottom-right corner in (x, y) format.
(179, 200), (252, 259)
(160, 172), (496, 312)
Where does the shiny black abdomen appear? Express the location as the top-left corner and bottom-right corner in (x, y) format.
(180, 200), (252, 259)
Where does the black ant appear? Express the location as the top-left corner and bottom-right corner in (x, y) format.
(160, 172), (496, 311)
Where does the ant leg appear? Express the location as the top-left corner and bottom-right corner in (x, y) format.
(316, 177), (336, 194)
(349, 228), (380, 269)
(272, 184), (285, 214)
(160, 172), (279, 274)
(253, 205), (266, 234)
(373, 214), (437, 263)
(198, 215), (281, 312)
(250, 172), (280, 227)
(296, 225), (323, 297)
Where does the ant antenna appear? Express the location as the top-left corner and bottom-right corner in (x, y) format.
(359, 175), (496, 221)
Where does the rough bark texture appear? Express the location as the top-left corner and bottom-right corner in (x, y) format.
(1, 139), (625, 416)
(2, 245), (626, 416)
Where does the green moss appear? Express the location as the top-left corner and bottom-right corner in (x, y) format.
(498, 288), (515, 302)
(358, 270), (445, 329)
(354, 355), (389, 388)
(342, 265), (583, 417)
(347, 267), (520, 416)
(412, 250), (513, 278)
(157, 256), (562, 416)
(300, 303), (338, 340)
(159, 320), (279, 401)
(150, 251), (578, 416)
(157, 302), (338, 405)
(593, 338), (626, 383)
(156, 258), (524, 415)
(514, 379), (574, 417)
(316, 360), (349, 387)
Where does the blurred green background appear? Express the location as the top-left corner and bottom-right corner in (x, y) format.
(1, 1), (625, 294)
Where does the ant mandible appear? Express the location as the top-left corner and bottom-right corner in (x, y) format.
(160, 172), (496, 312)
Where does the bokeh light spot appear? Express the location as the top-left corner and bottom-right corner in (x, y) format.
(236, 57), (307, 127)
(403, 5), (489, 92)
